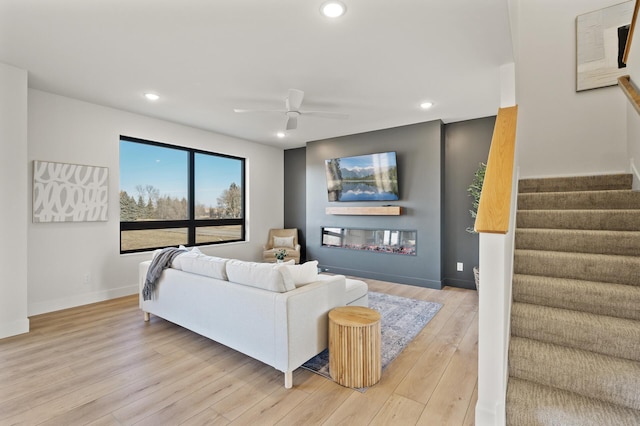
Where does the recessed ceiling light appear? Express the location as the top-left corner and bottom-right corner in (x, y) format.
(277, 132), (286, 138)
(321, 1), (346, 18)
(144, 93), (160, 101)
(420, 101), (433, 109)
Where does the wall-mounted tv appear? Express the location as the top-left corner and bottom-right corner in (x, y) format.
(325, 151), (399, 202)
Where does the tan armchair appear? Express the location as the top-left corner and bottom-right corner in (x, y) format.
(263, 228), (301, 264)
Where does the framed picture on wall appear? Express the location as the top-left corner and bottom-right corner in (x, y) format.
(576, 0), (635, 91)
(33, 160), (109, 223)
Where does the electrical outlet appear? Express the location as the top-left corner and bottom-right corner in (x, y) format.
(83, 273), (90, 285)
(456, 262), (464, 272)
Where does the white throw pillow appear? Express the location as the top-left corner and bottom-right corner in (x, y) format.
(273, 236), (294, 248)
(180, 254), (229, 280)
(226, 259), (295, 292)
(285, 260), (319, 286)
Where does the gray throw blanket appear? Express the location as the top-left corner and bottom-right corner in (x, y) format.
(142, 247), (187, 301)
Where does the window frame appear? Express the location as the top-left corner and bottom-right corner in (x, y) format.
(119, 135), (246, 254)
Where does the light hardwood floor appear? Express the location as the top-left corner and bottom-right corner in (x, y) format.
(0, 280), (478, 425)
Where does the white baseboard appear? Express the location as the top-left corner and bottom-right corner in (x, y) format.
(631, 158), (640, 191)
(475, 400), (506, 426)
(0, 317), (30, 339)
(28, 285), (138, 316)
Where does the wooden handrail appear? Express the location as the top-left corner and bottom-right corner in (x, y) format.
(623, 0), (639, 64)
(475, 105), (518, 234)
(618, 75), (640, 115)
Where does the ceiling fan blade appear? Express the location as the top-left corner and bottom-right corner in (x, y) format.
(286, 115), (298, 130)
(233, 108), (285, 114)
(286, 89), (304, 111)
(303, 111), (350, 119)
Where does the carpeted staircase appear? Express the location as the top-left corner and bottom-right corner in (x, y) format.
(506, 174), (640, 425)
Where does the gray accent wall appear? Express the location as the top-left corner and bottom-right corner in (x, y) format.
(284, 147), (307, 260)
(283, 116), (495, 290)
(443, 116), (494, 289)
(305, 121), (444, 289)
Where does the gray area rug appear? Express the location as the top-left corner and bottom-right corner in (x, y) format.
(301, 291), (442, 386)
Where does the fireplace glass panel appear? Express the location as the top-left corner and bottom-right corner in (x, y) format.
(322, 227), (416, 256)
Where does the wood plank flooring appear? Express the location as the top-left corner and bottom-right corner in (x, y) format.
(0, 279), (478, 425)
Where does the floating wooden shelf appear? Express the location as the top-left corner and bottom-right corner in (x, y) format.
(325, 206), (402, 216)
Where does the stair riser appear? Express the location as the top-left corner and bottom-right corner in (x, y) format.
(515, 229), (640, 256)
(512, 274), (640, 321)
(509, 337), (640, 410)
(518, 174), (633, 194)
(517, 210), (640, 231)
(514, 250), (640, 287)
(511, 302), (640, 362)
(519, 191), (640, 210)
(507, 378), (640, 425)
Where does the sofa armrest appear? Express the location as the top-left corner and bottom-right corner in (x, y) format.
(273, 274), (346, 373)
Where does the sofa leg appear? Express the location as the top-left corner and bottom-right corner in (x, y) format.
(284, 371), (293, 389)
(144, 312), (150, 322)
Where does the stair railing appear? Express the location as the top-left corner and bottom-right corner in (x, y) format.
(475, 105), (518, 426)
(618, 75), (640, 115)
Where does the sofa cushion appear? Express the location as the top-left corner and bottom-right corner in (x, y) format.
(344, 278), (368, 305)
(286, 260), (319, 286)
(316, 274), (368, 305)
(179, 253), (229, 280)
(226, 259), (295, 292)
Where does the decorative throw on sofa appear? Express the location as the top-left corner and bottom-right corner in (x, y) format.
(142, 247), (187, 300)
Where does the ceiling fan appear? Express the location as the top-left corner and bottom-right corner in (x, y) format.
(233, 89), (349, 130)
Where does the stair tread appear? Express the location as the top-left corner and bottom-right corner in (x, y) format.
(515, 228), (640, 256)
(517, 209), (640, 231)
(509, 337), (640, 410)
(511, 302), (640, 362)
(507, 377), (640, 426)
(518, 190), (640, 210)
(513, 274), (640, 321)
(518, 174), (633, 194)
(514, 249), (640, 286)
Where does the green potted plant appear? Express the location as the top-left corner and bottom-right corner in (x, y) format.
(467, 162), (486, 291)
(274, 248), (288, 263)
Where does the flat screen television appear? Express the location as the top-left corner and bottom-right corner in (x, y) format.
(325, 151), (399, 202)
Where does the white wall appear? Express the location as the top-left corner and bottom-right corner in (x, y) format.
(515, 0), (628, 178)
(624, 15), (640, 187)
(27, 89), (284, 315)
(0, 63), (29, 338)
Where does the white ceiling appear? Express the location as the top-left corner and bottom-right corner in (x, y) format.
(0, 0), (514, 149)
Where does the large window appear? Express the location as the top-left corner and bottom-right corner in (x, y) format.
(119, 136), (245, 253)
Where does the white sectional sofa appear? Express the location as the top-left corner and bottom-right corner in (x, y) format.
(139, 251), (368, 388)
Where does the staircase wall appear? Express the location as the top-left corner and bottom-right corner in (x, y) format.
(623, 20), (640, 189)
(512, 0), (628, 178)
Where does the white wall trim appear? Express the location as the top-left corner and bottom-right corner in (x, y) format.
(28, 285), (138, 316)
(630, 158), (640, 190)
(475, 163), (518, 426)
(0, 318), (30, 339)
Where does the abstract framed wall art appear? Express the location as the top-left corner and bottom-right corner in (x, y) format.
(576, 1), (635, 91)
(33, 160), (109, 223)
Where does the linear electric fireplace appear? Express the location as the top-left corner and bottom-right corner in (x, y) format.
(321, 227), (416, 256)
